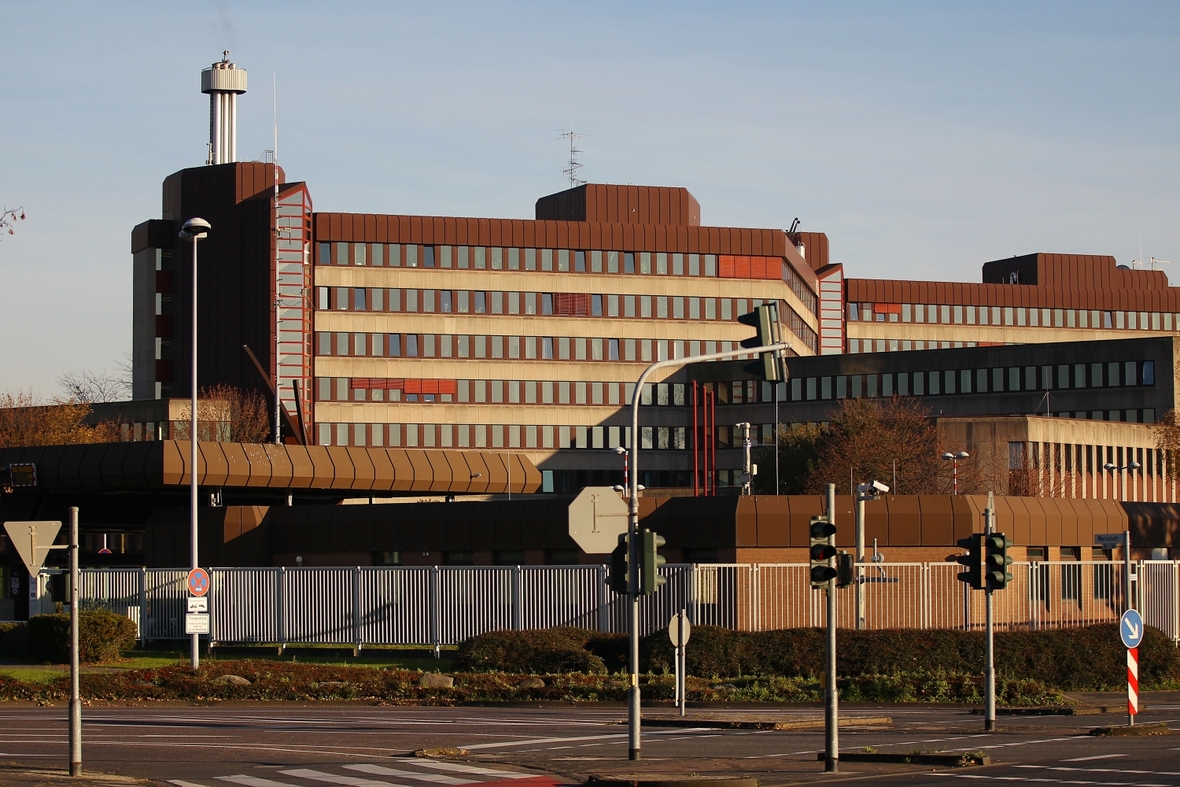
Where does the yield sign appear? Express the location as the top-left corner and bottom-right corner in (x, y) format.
(568, 486), (629, 554)
(3, 520), (62, 577)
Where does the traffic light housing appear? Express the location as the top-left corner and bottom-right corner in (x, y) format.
(737, 303), (785, 382)
(836, 551), (854, 589)
(640, 528), (667, 595)
(809, 515), (837, 588)
(608, 533), (630, 595)
(955, 534), (984, 590)
(985, 533), (1014, 591)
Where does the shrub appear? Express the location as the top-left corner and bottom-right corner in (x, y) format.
(641, 624), (1180, 689)
(26, 608), (138, 664)
(455, 628), (607, 674)
(0, 622), (28, 660)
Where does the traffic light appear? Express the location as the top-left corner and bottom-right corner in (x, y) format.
(609, 533), (630, 595)
(985, 533), (1014, 591)
(809, 515), (837, 588)
(836, 551), (854, 589)
(737, 303), (785, 382)
(955, 534), (984, 590)
(640, 528), (667, 595)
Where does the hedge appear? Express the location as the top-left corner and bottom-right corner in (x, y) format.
(458, 624), (1180, 690)
(24, 608), (138, 664)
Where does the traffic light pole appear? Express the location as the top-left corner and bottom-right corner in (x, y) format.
(824, 483), (839, 773)
(984, 493), (996, 732)
(627, 342), (790, 760)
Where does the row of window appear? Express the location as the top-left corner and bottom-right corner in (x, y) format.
(319, 242), (728, 276)
(316, 419), (771, 452)
(786, 360), (1156, 402)
(317, 377), (762, 410)
(853, 302), (1180, 332)
(315, 330), (746, 364)
(850, 338), (980, 353)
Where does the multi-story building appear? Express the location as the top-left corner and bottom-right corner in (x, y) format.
(125, 58), (1180, 499)
(844, 253), (1180, 354)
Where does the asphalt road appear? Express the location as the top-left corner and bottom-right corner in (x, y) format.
(0, 700), (1176, 787)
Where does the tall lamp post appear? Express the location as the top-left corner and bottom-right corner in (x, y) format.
(180, 217), (210, 671)
(941, 450), (970, 495)
(1103, 458), (1141, 502)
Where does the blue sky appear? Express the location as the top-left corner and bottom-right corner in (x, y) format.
(2, 2), (1178, 396)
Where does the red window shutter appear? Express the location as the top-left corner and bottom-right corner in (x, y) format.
(719, 255), (736, 277)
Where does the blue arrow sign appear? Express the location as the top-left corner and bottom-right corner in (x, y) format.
(1120, 609), (1144, 649)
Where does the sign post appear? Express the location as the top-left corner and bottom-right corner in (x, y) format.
(824, 483), (838, 773)
(1120, 608), (1144, 727)
(668, 610), (691, 717)
(185, 568), (211, 643)
(984, 493), (996, 733)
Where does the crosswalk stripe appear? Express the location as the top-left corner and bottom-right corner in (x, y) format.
(170, 781), (214, 787)
(344, 765), (475, 784)
(279, 768), (396, 786)
(403, 762), (534, 779)
(216, 777), (303, 787)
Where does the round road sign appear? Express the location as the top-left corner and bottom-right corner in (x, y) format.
(668, 611), (691, 648)
(1119, 609), (1144, 649)
(187, 567), (210, 597)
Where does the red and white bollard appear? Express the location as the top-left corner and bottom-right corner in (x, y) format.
(1127, 646), (1139, 724)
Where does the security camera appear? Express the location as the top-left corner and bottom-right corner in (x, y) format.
(871, 480), (890, 494)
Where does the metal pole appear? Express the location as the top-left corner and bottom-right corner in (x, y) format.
(679, 608), (687, 716)
(68, 506), (81, 776)
(953, 457), (959, 495)
(190, 233), (200, 671)
(738, 422), (752, 495)
(774, 383), (780, 495)
(855, 490), (866, 630)
(825, 482), (838, 773)
(1124, 529), (1133, 612)
(692, 382), (699, 497)
(984, 492), (996, 732)
(626, 342), (790, 760)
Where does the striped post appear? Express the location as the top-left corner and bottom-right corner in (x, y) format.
(1127, 646), (1139, 720)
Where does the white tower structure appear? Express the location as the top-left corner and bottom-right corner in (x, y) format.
(201, 52), (247, 165)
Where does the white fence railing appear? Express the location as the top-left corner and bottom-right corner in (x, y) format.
(77, 561), (1180, 650)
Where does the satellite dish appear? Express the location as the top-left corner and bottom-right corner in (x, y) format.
(1117, 264), (1131, 270)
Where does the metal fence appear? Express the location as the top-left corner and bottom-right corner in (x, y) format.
(78, 561), (1180, 650)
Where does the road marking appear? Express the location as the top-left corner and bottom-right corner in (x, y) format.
(921, 774), (1173, 785)
(279, 769), (395, 786)
(406, 762), (534, 778)
(461, 733), (626, 751)
(216, 777), (303, 787)
(170, 781), (214, 787)
(1062, 755), (1129, 762)
(1017, 765), (1180, 777)
(344, 765), (474, 784)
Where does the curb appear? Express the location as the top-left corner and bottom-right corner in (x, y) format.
(970, 706), (1106, 716)
(819, 752), (990, 767)
(641, 716), (892, 730)
(587, 777), (760, 787)
(1089, 723), (1172, 737)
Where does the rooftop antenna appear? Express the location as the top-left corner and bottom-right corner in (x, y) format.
(201, 51), (247, 165)
(558, 130), (586, 188)
(1151, 257), (1171, 271)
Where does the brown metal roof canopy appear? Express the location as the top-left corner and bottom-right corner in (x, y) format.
(0, 441), (540, 495)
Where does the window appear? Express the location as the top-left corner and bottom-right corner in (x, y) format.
(1143, 360), (1155, 385)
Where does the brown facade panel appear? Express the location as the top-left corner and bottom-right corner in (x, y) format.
(324, 446), (356, 490)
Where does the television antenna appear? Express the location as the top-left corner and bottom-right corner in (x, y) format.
(558, 130), (586, 188)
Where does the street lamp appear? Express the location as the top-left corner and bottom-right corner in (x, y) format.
(179, 216), (209, 671)
(614, 445), (629, 491)
(854, 480), (889, 630)
(941, 451), (970, 495)
(1103, 459), (1141, 501)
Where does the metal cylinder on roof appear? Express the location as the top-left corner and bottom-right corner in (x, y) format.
(201, 53), (247, 165)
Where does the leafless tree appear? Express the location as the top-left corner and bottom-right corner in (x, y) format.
(1, 206), (25, 240)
